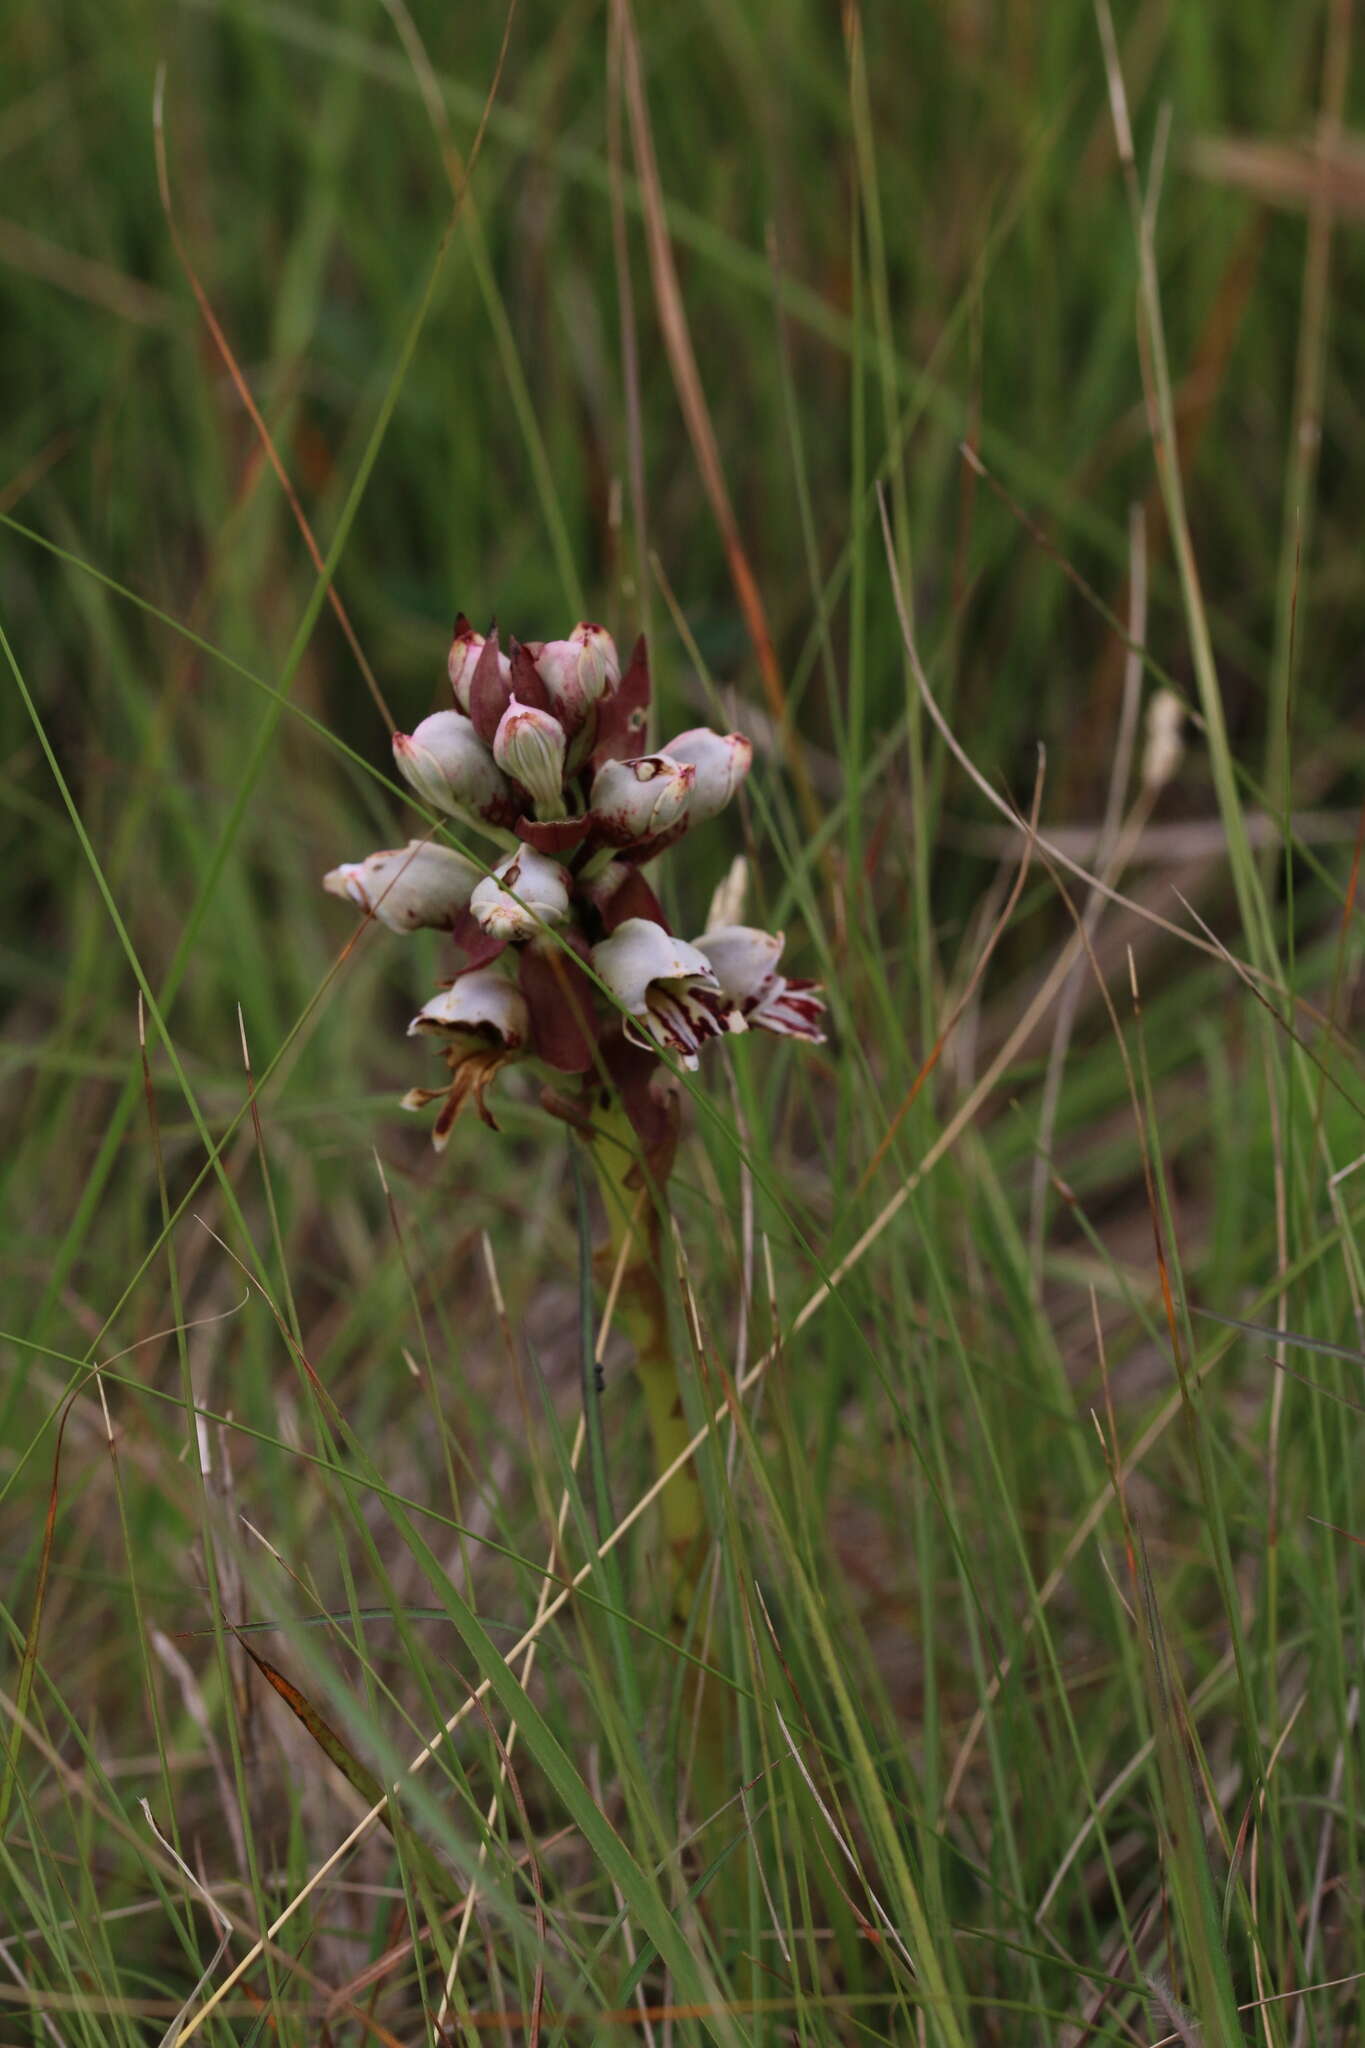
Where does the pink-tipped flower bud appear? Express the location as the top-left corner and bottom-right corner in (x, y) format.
(590, 753), (695, 846)
(393, 711), (510, 821)
(492, 697), (567, 818)
(323, 840), (480, 932)
(537, 623), (621, 733)
(696, 924), (826, 1042)
(591, 916), (742, 1070)
(470, 847), (571, 944)
(448, 618), (510, 713)
(657, 727), (752, 826)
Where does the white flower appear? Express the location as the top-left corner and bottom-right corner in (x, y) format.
(492, 698), (567, 817)
(657, 727), (752, 826)
(591, 917), (742, 1069)
(537, 623), (620, 732)
(448, 622), (510, 713)
(404, 968), (530, 1144)
(590, 754), (694, 846)
(393, 711), (510, 820)
(696, 925), (826, 1042)
(322, 840), (479, 932)
(469, 848), (571, 943)
(408, 968), (530, 1045)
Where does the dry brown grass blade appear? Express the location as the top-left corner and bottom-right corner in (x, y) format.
(241, 1644), (387, 1809)
(612, 0), (822, 840)
(239, 1638), (458, 1913)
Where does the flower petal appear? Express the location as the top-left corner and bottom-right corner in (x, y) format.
(408, 967), (529, 1046)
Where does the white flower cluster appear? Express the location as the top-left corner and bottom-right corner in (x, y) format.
(325, 619), (824, 1151)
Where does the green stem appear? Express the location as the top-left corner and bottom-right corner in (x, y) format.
(585, 1099), (705, 1626)
(584, 1093), (739, 1907)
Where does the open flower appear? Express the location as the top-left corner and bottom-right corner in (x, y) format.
(592, 917), (742, 1069)
(470, 847), (571, 943)
(695, 925), (826, 1041)
(323, 840), (479, 932)
(404, 967), (530, 1142)
(658, 728), (752, 827)
(393, 711), (511, 824)
(590, 754), (694, 847)
(492, 698), (567, 817)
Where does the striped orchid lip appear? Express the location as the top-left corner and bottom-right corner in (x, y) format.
(591, 917), (744, 1070)
(695, 925), (826, 1043)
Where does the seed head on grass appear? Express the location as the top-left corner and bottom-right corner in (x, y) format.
(325, 619), (825, 1166)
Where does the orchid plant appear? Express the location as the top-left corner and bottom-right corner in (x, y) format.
(325, 618), (824, 1634)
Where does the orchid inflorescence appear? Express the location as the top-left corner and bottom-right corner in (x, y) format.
(325, 618), (824, 1175)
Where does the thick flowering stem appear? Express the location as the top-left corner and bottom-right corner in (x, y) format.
(584, 1098), (704, 1626)
(587, 1099), (732, 1877)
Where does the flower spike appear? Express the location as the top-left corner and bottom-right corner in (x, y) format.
(328, 614), (823, 1160)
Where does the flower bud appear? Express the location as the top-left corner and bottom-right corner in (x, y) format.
(393, 711), (510, 821)
(704, 853), (749, 934)
(448, 618), (510, 714)
(492, 697), (567, 818)
(591, 916), (742, 1069)
(323, 840), (480, 932)
(590, 754), (694, 846)
(470, 848), (571, 943)
(408, 967), (530, 1047)
(697, 924), (825, 1042)
(657, 727), (752, 826)
(537, 623), (621, 733)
